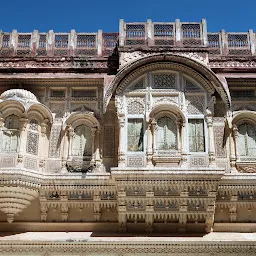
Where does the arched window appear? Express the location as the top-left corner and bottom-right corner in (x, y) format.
(1, 115), (19, 153)
(26, 119), (39, 155)
(71, 124), (92, 157)
(237, 123), (256, 157)
(156, 116), (177, 151)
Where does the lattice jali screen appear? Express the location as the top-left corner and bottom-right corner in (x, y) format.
(17, 34), (32, 56)
(207, 33), (221, 55)
(153, 23), (174, 46)
(0, 33), (12, 56)
(37, 34), (47, 56)
(227, 33), (250, 55)
(181, 23), (202, 46)
(103, 33), (118, 56)
(54, 34), (69, 56)
(125, 23), (146, 46)
(76, 34), (97, 56)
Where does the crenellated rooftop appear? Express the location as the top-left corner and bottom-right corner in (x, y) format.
(0, 19), (255, 57)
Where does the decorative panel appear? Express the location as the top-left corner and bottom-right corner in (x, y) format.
(189, 156), (209, 167)
(103, 126), (115, 157)
(186, 95), (205, 114)
(0, 155), (16, 167)
(213, 125), (227, 158)
(48, 124), (62, 158)
(153, 74), (176, 89)
(49, 103), (66, 118)
(127, 155), (144, 167)
(46, 160), (62, 173)
(24, 157), (37, 170)
(26, 131), (39, 155)
(127, 100), (144, 115)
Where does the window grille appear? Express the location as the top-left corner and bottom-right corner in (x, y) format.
(2, 34), (10, 48)
(188, 119), (205, 152)
(154, 24), (174, 46)
(127, 119), (144, 152)
(76, 34), (97, 55)
(17, 34), (32, 56)
(227, 34), (250, 55)
(50, 90), (66, 98)
(37, 34), (47, 56)
(26, 119), (39, 155)
(182, 24), (202, 46)
(125, 24), (146, 46)
(71, 89), (96, 98)
(103, 33), (118, 56)
(207, 33), (221, 55)
(153, 74), (176, 89)
(55, 34), (69, 48)
(230, 90), (254, 98)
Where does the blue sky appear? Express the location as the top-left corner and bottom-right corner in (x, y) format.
(0, 0), (255, 33)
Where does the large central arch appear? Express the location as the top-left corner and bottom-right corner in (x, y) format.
(104, 53), (231, 112)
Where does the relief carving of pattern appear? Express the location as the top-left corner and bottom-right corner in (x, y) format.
(213, 125), (227, 158)
(127, 99), (145, 114)
(153, 96), (179, 107)
(153, 74), (176, 89)
(48, 124), (62, 158)
(232, 103), (256, 112)
(49, 103), (65, 118)
(186, 95), (205, 114)
(26, 131), (39, 155)
(103, 126), (115, 157)
(0, 156), (16, 167)
(127, 155), (144, 167)
(46, 160), (62, 173)
(120, 51), (150, 68)
(189, 156), (209, 167)
(24, 157), (37, 170)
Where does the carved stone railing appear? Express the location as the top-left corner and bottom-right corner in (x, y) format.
(0, 19), (255, 57)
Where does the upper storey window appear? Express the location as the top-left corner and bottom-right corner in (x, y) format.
(156, 116), (177, 151)
(127, 118), (144, 152)
(188, 119), (205, 152)
(237, 123), (256, 157)
(71, 124), (92, 157)
(1, 115), (19, 153)
(152, 73), (176, 89)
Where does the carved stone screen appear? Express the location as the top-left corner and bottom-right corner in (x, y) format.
(127, 119), (144, 152)
(26, 119), (39, 155)
(156, 116), (177, 150)
(237, 123), (256, 157)
(72, 124), (92, 157)
(188, 119), (205, 152)
(1, 115), (19, 153)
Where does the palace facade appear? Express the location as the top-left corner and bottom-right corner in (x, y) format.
(1, 19), (256, 255)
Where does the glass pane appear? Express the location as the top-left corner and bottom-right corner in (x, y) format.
(157, 116), (177, 150)
(127, 119), (144, 152)
(238, 123), (256, 156)
(72, 125), (92, 156)
(188, 119), (205, 152)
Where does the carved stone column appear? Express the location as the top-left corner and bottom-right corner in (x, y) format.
(230, 125), (238, 173)
(181, 121), (188, 166)
(146, 121), (153, 167)
(94, 128), (102, 171)
(176, 118), (182, 153)
(18, 117), (28, 164)
(151, 120), (157, 155)
(67, 125), (74, 161)
(118, 116), (125, 167)
(91, 127), (96, 164)
(39, 119), (49, 172)
(206, 113), (216, 167)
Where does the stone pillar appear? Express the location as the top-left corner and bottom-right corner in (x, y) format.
(70, 29), (76, 56)
(151, 120), (157, 154)
(118, 116), (126, 167)
(202, 19), (208, 46)
(119, 19), (125, 47)
(39, 119), (49, 172)
(47, 30), (54, 56)
(147, 19), (154, 47)
(176, 118), (181, 153)
(206, 113), (216, 167)
(94, 128), (102, 171)
(181, 121), (188, 167)
(18, 117), (28, 164)
(221, 29), (228, 55)
(97, 29), (103, 56)
(67, 125), (74, 161)
(32, 30), (39, 56)
(91, 127), (96, 164)
(230, 125), (238, 173)
(249, 29), (255, 56)
(11, 29), (18, 55)
(146, 121), (153, 167)
(175, 19), (182, 47)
